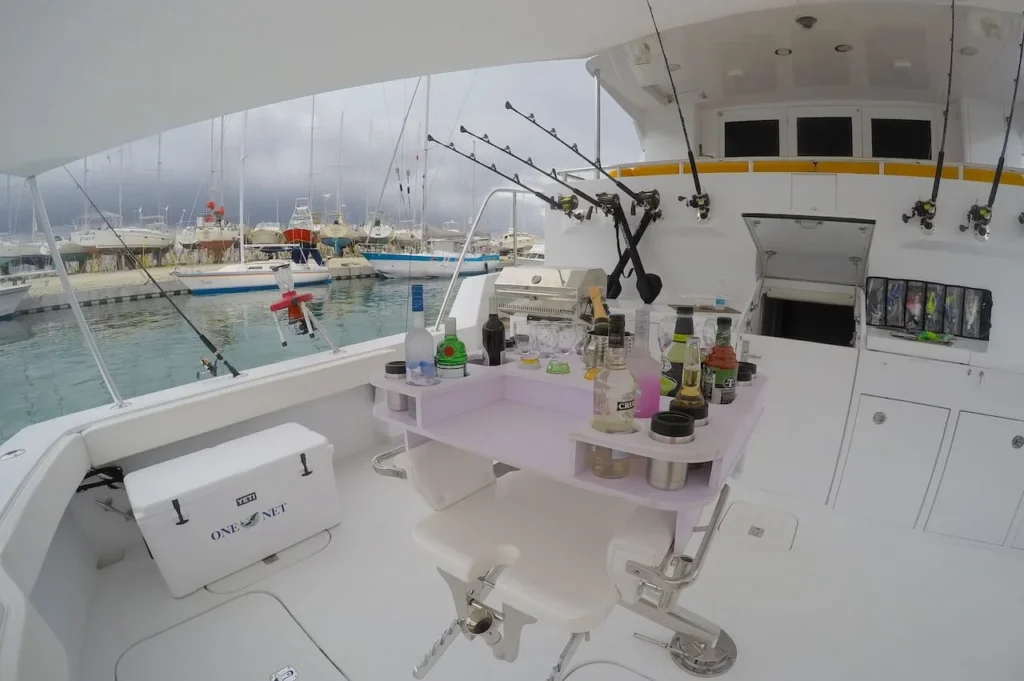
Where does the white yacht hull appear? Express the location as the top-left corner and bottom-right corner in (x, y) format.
(0, 282), (29, 319)
(173, 262), (331, 295)
(249, 227), (284, 245)
(362, 251), (499, 278)
(71, 228), (173, 252)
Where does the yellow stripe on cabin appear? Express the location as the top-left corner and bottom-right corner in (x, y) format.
(816, 161), (879, 175)
(752, 160), (817, 173)
(883, 163), (959, 179)
(682, 161), (749, 174)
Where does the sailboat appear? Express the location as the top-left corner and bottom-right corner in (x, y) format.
(362, 76), (498, 278)
(174, 111), (330, 294)
(5, 3), (1024, 681)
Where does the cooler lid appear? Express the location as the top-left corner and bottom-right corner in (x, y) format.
(124, 423), (329, 511)
(742, 213), (874, 286)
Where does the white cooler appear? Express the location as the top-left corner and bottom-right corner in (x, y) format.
(125, 423), (339, 597)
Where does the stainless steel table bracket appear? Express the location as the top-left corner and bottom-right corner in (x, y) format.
(412, 566), (537, 678)
(624, 485), (737, 677)
(371, 446), (407, 479)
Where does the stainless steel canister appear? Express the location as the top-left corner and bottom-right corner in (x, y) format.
(384, 361), (409, 412)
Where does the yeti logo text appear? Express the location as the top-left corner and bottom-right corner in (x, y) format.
(210, 502), (288, 540)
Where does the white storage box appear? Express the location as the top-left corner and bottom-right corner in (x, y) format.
(125, 423), (339, 597)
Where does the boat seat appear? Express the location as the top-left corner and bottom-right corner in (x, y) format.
(413, 470), (674, 633)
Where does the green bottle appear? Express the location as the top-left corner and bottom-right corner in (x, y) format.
(660, 305), (695, 395)
(436, 317), (468, 378)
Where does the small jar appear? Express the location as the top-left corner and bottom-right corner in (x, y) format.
(384, 361), (409, 412)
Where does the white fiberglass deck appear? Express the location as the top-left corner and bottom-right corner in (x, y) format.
(77, 443), (1024, 681)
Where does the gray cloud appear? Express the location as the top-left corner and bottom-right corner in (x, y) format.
(3, 60), (640, 237)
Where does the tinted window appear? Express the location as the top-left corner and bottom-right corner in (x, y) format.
(796, 117), (853, 156)
(870, 119), (932, 160)
(724, 120), (780, 157)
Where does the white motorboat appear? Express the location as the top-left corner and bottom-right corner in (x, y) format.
(497, 226), (535, 254)
(0, 280), (29, 319)
(4, 3), (1024, 681)
(250, 221), (284, 245)
(71, 212), (173, 253)
(519, 243), (545, 263)
(361, 249), (500, 278)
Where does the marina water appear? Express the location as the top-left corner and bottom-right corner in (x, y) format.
(0, 278), (458, 440)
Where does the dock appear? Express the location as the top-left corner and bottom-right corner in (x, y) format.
(10, 257), (380, 316)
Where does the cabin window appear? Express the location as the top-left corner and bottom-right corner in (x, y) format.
(724, 120), (780, 157)
(758, 296), (855, 347)
(870, 119), (931, 160)
(796, 117), (854, 157)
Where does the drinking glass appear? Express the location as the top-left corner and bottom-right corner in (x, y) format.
(546, 321), (576, 374)
(534, 321), (556, 358)
(513, 319), (540, 370)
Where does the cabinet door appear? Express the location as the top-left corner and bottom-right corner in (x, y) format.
(925, 412), (1024, 545)
(834, 397), (948, 528)
(737, 334), (857, 503)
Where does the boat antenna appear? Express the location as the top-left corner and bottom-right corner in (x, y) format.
(459, 125), (663, 302)
(902, 0), (956, 234)
(503, 101), (660, 216)
(961, 11), (1024, 242)
(62, 166), (241, 378)
(644, 0), (709, 221)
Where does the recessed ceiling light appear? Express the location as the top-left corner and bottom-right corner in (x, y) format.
(668, 63), (681, 72)
(893, 58), (912, 69)
(727, 69), (745, 79)
(960, 46), (978, 56)
(834, 44), (854, 53)
(775, 48), (793, 56)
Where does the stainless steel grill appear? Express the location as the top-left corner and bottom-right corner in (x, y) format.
(493, 267), (606, 323)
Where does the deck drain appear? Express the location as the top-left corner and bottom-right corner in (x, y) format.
(718, 502), (798, 551)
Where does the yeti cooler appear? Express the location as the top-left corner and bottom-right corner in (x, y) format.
(124, 423), (338, 597)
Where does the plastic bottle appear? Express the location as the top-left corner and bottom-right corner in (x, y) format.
(627, 307), (661, 418)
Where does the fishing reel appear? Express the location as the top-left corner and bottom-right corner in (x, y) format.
(959, 204), (992, 242)
(679, 192), (711, 221)
(1018, 212), (1024, 225)
(556, 194), (590, 221)
(631, 190), (663, 221)
(902, 200), (937, 234)
(197, 357), (219, 379)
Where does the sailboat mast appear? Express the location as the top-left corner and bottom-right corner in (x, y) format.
(83, 157), (89, 218)
(118, 147), (124, 219)
(337, 111), (344, 216)
(6, 175), (10, 236)
(308, 95), (316, 208)
(365, 120), (373, 225)
(470, 140), (476, 227)
(219, 116), (226, 207)
(157, 133), (163, 220)
(209, 119), (216, 204)
(419, 75), (430, 249)
(240, 110), (247, 266)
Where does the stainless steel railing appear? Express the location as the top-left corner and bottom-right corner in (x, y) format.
(433, 187), (535, 331)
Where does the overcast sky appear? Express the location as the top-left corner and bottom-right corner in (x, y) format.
(1, 59), (641, 237)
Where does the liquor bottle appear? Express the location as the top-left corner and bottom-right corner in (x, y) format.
(670, 338), (708, 425)
(405, 284), (439, 386)
(589, 286), (610, 335)
(591, 314), (636, 479)
(660, 304), (695, 395)
(627, 306), (661, 418)
(481, 299), (506, 366)
(436, 317), (468, 378)
(703, 317), (738, 404)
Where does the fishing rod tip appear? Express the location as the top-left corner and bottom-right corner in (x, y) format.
(504, 101), (512, 109)
(459, 125), (467, 133)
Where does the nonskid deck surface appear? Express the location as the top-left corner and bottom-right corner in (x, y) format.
(79, 445), (1024, 681)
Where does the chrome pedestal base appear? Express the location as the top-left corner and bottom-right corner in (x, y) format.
(668, 629), (736, 678)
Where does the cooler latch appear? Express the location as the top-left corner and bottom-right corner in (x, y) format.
(300, 452), (313, 477)
(172, 498), (189, 525)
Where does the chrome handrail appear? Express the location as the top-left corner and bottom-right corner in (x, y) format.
(433, 187), (536, 331)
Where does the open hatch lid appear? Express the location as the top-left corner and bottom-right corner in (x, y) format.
(742, 213), (874, 286)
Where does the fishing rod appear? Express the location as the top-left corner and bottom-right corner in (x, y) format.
(503, 101), (660, 216)
(459, 125), (663, 303)
(425, 134), (583, 218)
(644, 0), (709, 221)
(902, 0), (956, 234)
(62, 167), (241, 378)
(961, 12), (1024, 242)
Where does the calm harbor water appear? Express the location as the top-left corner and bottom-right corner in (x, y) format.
(0, 278), (460, 441)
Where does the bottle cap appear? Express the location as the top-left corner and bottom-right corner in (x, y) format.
(737, 365), (754, 384)
(445, 317), (456, 334)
